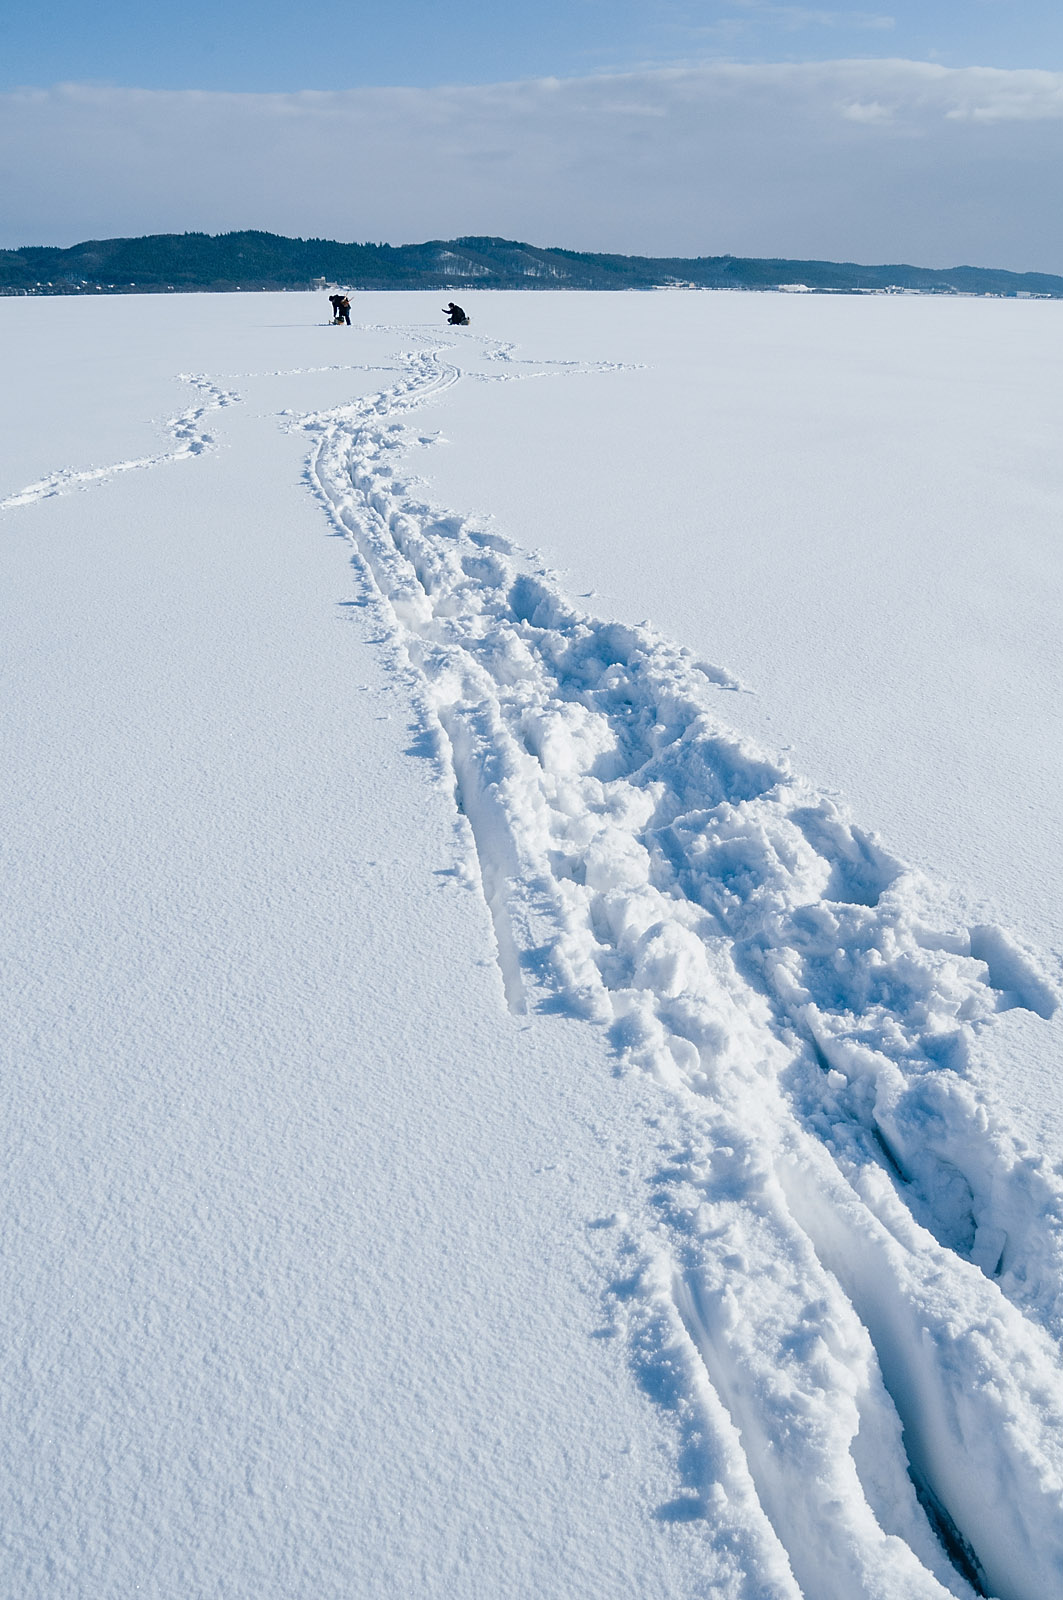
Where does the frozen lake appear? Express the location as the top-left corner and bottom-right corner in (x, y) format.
(2, 288), (1062, 1599)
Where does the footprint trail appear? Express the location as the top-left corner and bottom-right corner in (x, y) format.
(304, 327), (1063, 1600)
(0, 374), (239, 510)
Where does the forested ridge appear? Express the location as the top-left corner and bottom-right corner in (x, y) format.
(3, 229), (1061, 296)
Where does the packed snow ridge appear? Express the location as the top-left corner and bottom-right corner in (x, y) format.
(299, 327), (1063, 1600)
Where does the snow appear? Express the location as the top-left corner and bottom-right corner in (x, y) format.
(2, 288), (1062, 1598)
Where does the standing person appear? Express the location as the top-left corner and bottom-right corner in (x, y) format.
(336, 295), (351, 326)
(443, 302), (469, 326)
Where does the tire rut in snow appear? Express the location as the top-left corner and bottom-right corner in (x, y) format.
(303, 330), (1063, 1600)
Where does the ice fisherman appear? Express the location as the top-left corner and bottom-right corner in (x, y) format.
(330, 293), (351, 326)
(443, 302), (469, 326)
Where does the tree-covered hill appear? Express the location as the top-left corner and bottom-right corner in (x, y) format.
(2, 230), (1061, 297)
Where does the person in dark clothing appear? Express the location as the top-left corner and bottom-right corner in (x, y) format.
(443, 302), (469, 326)
(329, 293), (351, 325)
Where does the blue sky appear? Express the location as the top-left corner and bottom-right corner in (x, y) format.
(5, 1), (1063, 92)
(2, 4), (1062, 266)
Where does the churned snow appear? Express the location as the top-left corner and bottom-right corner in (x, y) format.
(1, 288), (1062, 1599)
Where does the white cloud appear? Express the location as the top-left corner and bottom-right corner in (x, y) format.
(1, 62), (1062, 271)
(938, 69), (1063, 122)
(840, 100), (895, 122)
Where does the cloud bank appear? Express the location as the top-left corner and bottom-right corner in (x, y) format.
(3, 61), (1063, 269)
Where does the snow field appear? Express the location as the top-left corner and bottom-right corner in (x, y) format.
(417, 293), (1063, 1021)
(0, 304), (713, 1599)
(2, 291), (1063, 1597)
(0, 373), (238, 509)
(304, 319), (1063, 1597)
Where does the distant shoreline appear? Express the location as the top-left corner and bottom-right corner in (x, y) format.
(2, 230), (1061, 300)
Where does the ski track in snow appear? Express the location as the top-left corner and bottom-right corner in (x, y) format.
(299, 329), (1063, 1600)
(0, 374), (239, 510)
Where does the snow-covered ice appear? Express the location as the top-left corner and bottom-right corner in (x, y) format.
(2, 289), (1062, 1598)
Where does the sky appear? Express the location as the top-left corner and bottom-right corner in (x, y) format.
(5, 1), (1063, 91)
(2, 2), (1062, 269)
